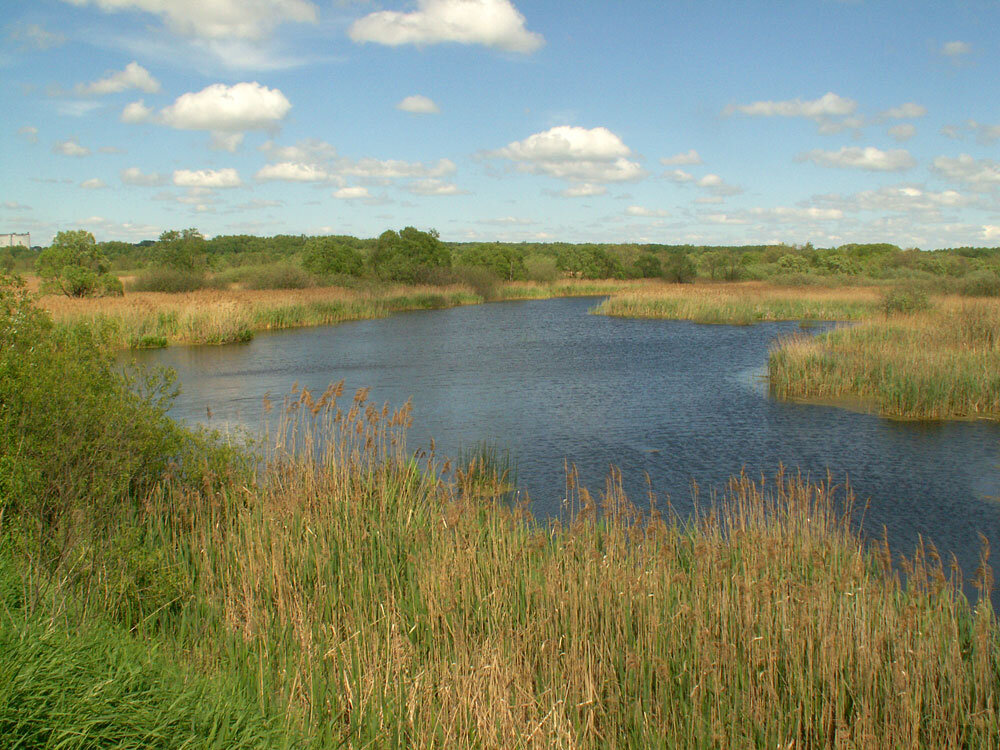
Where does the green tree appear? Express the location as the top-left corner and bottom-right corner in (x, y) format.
(155, 228), (205, 271)
(369, 227), (451, 282)
(663, 251), (696, 283)
(455, 243), (527, 280)
(35, 230), (118, 297)
(302, 237), (364, 277)
(634, 252), (662, 278)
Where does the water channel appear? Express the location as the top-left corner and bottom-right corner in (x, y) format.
(132, 296), (1000, 602)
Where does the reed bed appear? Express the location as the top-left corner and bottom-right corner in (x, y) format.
(593, 282), (883, 324)
(38, 279), (641, 348)
(36, 383), (994, 749)
(770, 298), (1000, 419)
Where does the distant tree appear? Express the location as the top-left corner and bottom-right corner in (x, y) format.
(663, 252), (696, 283)
(369, 227), (450, 282)
(155, 228), (205, 271)
(301, 237), (364, 277)
(455, 243), (526, 280)
(634, 252), (662, 278)
(35, 230), (121, 297)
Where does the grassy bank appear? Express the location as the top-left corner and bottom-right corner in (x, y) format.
(592, 281), (883, 324)
(39, 279), (635, 348)
(770, 298), (1000, 419)
(4, 276), (1000, 747)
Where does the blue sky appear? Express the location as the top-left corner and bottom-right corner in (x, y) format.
(2, 0), (999, 248)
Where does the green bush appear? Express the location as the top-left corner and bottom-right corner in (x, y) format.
(129, 267), (209, 293)
(301, 237), (364, 278)
(524, 254), (559, 283)
(881, 285), (931, 315)
(241, 263), (312, 290)
(453, 265), (499, 300)
(957, 269), (1000, 297)
(35, 230), (114, 297)
(370, 227), (451, 282)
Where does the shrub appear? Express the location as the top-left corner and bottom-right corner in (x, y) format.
(881, 284), (931, 315)
(662, 252), (696, 283)
(370, 227), (451, 282)
(241, 263), (312, 290)
(129, 267), (208, 293)
(454, 265), (499, 300)
(301, 237), (364, 278)
(524, 254), (559, 283)
(35, 230), (112, 297)
(957, 269), (1000, 297)
(98, 272), (124, 297)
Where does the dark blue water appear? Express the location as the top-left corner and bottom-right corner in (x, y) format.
(132, 297), (1000, 600)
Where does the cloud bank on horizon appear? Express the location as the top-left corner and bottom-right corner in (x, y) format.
(2, 0), (999, 248)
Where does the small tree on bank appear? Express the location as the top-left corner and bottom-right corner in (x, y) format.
(35, 230), (123, 297)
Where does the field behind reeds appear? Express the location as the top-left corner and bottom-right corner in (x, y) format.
(39, 279), (636, 348)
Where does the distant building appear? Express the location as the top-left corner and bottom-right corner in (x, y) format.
(0, 233), (30, 248)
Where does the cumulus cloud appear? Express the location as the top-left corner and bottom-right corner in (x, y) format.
(697, 173), (742, 196)
(983, 225), (1000, 241)
(75, 62), (161, 96)
(810, 184), (975, 215)
(341, 157), (456, 180)
(626, 206), (670, 217)
(943, 120), (1000, 145)
(334, 186), (371, 199)
(942, 41), (972, 57)
(931, 154), (1000, 189)
(18, 126), (39, 144)
(60, 0), (318, 40)
(349, 0), (544, 53)
(747, 206), (843, 222)
(797, 146), (915, 171)
(255, 162), (331, 182)
(173, 168), (242, 188)
(159, 82), (290, 132)
(396, 95), (440, 114)
(406, 179), (464, 196)
(489, 126), (644, 185)
(121, 167), (166, 186)
(259, 138), (337, 163)
(10, 23), (66, 50)
(888, 124), (916, 142)
(664, 169), (695, 183)
(660, 149), (702, 166)
(80, 178), (107, 189)
(53, 138), (91, 157)
(121, 100), (153, 123)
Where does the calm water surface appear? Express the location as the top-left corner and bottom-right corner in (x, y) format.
(133, 297), (1000, 599)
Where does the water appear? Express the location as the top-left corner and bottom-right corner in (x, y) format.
(132, 296), (1000, 600)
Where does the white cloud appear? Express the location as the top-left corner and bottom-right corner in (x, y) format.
(406, 179), (464, 196)
(703, 213), (748, 225)
(3, 201), (32, 211)
(810, 184), (975, 214)
(121, 100), (153, 123)
(697, 173), (742, 196)
(255, 161), (331, 182)
(626, 205), (670, 217)
(341, 157), (456, 180)
(931, 154), (1000, 189)
(879, 102), (927, 120)
(53, 138), (91, 157)
(80, 178), (107, 189)
(210, 132), (245, 152)
(173, 168), (242, 188)
(476, 216), (533, 225)
(10, 23), (66, 50)
(940, 124), (961, 139)
(888, 124), (916, 142)
(18, 126), (39, 143)
(396, 95), (440, 114)
(664, 169), (694, 183)
(75, 62), (161, 96)
(942, 41), (972, 57)
(747, 206), (844, 222)
(159, 82), (291, 132)
(797, 146), (915, 171)
(121, 167), (166, 186)
(660, 149), (702, 166)
(490, 126), (644, 184)
(728, 92), (857, 119)
(349, 0), (544, 53)
(260, 138), (337, 163)
(60, 0), (318, 40)
(560, 183), (606, 197)
(983, 225), (1000, 241)
(334, 186), (371, 199)
(965, 120), (1000, 145)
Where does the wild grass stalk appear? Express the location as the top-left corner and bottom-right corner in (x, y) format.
(28, 383), (993, 748)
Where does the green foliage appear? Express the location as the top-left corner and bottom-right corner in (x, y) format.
(881, 285), (931, 315)
(557, 245), (626, 279)
(957, 269), (1000, 297)
(0, 274), (239, 543)
(454, 243), (527, 281)
(98, 271), (124, 296)
(453, 265), (499, 300)
(240, 263), (312, 290)
(524, 254), (559, 283)
(154, 228), (206, 271)
(129, 267), (209, 293)
(0, 611), (289, 749)
(370, 227), (451, 282)
(633, 252), (662, 278)
(301, 236), (364, 278)
(35, 230), (115, 297)
(662, 251), (696, 283)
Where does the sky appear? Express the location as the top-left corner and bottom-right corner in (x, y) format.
(2, 0), (999, 248)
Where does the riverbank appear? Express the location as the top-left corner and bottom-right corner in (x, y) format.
(39, 279), (635, 348)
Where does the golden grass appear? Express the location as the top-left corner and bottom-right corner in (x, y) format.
(105, 387), (1000, 748)
(770, 297), (1000, 419)
(593, 281), (884, 324)
(39, 279), (640, 348)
